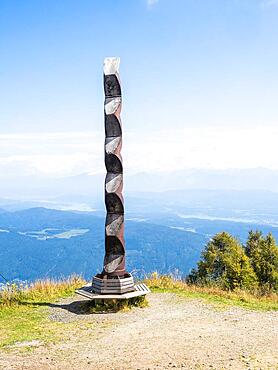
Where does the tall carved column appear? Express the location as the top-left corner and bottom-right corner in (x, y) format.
(92, 57), (134, 294)
(103, 57), (126, 276)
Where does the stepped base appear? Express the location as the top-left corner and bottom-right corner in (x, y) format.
(76, 283), (150, 300)
(91, 274), (135, 295)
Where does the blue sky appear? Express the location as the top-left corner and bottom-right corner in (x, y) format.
(0, 0), (278, 177)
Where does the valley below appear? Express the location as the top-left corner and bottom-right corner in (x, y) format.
(2, 188), (278, 282)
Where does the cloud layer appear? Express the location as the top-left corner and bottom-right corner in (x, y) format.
(147, 0), (159, 8)
(261, 0), (278, 7)
(1, 127), (278, 179)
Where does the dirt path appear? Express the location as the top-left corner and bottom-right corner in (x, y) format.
(1, 293), (278, 370)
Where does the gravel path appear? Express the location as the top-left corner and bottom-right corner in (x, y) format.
(0, 293), (278, 370)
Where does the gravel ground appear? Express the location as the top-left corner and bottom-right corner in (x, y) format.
(0, 293), (277, 370)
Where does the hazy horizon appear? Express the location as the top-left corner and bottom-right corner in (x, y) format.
(1, 0), (278, 196)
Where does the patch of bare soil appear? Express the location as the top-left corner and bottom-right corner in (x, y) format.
(0, 293), (278, 370)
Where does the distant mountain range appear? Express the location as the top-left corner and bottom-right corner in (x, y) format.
(127, 167), (278, 193)
(2, 167), (278, 202)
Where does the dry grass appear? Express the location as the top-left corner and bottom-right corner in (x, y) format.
(144, 272), (278, 311)
(0, 275), (86, 307)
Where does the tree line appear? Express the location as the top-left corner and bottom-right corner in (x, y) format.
(188, 231), (278, 292)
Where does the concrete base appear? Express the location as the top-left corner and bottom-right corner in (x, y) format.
(76, 283), (150, 300)
(92, 274), (135, 294)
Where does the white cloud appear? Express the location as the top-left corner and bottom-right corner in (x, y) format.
(147, 0), (159, 8)
(1, 127), (278, 179)
(261, 0), (278, 7)
(0, 131), (103, 177)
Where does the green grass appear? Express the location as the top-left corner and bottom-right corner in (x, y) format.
(144, 273), (278, 311)
(1, 273), (277, 349)
(0, 275), (148, 349)
(0, 305), (62, 348)
(0, 275), (87, 348)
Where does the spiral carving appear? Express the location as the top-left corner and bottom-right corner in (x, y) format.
(103, 57), (126, 276)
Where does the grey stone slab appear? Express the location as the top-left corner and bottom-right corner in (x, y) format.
(76, 283), (150, 300)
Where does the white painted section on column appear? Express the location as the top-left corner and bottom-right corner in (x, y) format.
(105, 174), (123, 193)
(106, 215), (124, 236)
(103, 57), (120, 75)
(105, 98), (121, 115)
(104, 255), (123, 273)
(105, 136), (121, 154)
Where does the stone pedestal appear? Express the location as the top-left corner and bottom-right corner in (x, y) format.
(77, 282), (150, 300)
(92, 273), (134, 295)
